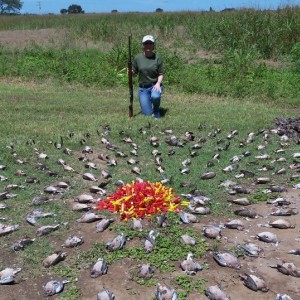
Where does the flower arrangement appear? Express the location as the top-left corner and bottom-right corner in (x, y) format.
(97, 181), (188, 220)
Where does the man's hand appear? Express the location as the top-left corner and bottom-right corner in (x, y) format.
(153, 82), (162, 92)
(128, 69), (135, 76)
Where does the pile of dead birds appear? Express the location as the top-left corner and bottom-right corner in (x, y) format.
(0, 120), (300, 299)
(273, 117), (300, 139)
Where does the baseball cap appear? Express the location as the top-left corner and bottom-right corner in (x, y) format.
(142, 35), (155, 43)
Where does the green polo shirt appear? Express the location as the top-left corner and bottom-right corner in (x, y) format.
(133, 53), (164, 85)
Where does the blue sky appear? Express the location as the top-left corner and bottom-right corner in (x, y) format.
(21, 0), (299, 14)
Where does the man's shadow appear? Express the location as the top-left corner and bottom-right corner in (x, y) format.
(133, 107), (168, 118)
(159, 107), (168, 118)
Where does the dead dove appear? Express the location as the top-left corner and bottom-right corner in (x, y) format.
(151, 149), (161, 157)
(223, 163), (239, 172)
(0, 223), (19, 236)
(267, 198), (292, 206)
(156, 283), (178, 300)
(255, 154), (271, 160)
(0, 203), (7, 209)
(43, 279), (69, 296)
(116, 151), (128, 158)
(256, 231), (278, 243)
(188, 205), (210, 215)
(132, 166), (141, 175)
(127, 158), (138, 165)
(98, 153), (109, 161)
(179, 181), (195, 188)
(255, 177), (271, 184)
(37, 152), (48, 159)
(75, 194), (94, 203)
(130, 149), (138, 156)
(12, 238), (35, 251)
(113, 179), (125, 186)
(96, 218), (115, 232)
(101, 170), (112, 179)
(25, 176), (39, 183)
(161, 176), (172, 185)
(186, 192), (211, 206)
(200, 172), (216, 180)
(63, 147), (72, 155)
(82, 172), (97, 181)
(97, 288), (115, 300)
(180, 167), (190, 175)
(62, 236), (84, 247)
(181, 158), (191, 167)
(0, 175), (8, 181)
(32, 196), (50, 205)
(83, 161), (97, 170)
(89, 186), (106, 195)
(106, 233), (126, 251)
(238, 169), (255, 178)
(107, 159), (117, 166)
(144, 230), (159, 253)
(165, 135), (179, 146)
(0, 267), (21, 284)
(224, 219), (245, 231)
(239, 243), (263, 257)
(203, 225), (222, 239)
(36, 225), (59, 236)
(76, 212), (102, 223)
(234, 208), (260, 218)
(270, 208), (298, 216)
(178, 211), (198, 224)
(240, 273), (268, 292)
(268, 219), (295, 229)
(230, 184), (251, 194)
(157, 214), (168, 227)
(180, 234), (196, 246)
(44, 185), (59, 194)
(288, 249), (300, 255)
(5, 184), (25, 190)
(0, 192), (17, 199)
(139, 264), (155, 278)
(130, 219), (143, 231)
(269, 185), (287, 192)
(72, 203), (92, 211)
(144, 238), (156, 254)
(213, 252), (241, 269)
(227, 197), (250, 206)
(90, 258), (108, 278)
(63, 164), (76, 172)
(205, 284), (229, 300)
(180, 253), (203, 275)
(276, 294), (294, 300)
(43, 251), (67, 267)
(26, 209), (53, 225)
(269, 262), (300, 277)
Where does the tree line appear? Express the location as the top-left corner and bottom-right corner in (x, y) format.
(0, 0), (165, 14)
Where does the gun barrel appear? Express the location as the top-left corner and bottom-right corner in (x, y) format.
(128, 35), (133, 118)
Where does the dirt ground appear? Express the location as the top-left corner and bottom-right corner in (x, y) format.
(77, 188), (300, 300)
(1, 186), (299, 300)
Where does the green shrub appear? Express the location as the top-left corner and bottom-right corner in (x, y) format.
(291, 42), (300, 72)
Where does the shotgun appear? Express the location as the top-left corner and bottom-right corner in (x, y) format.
(128, 35), (133, 118)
